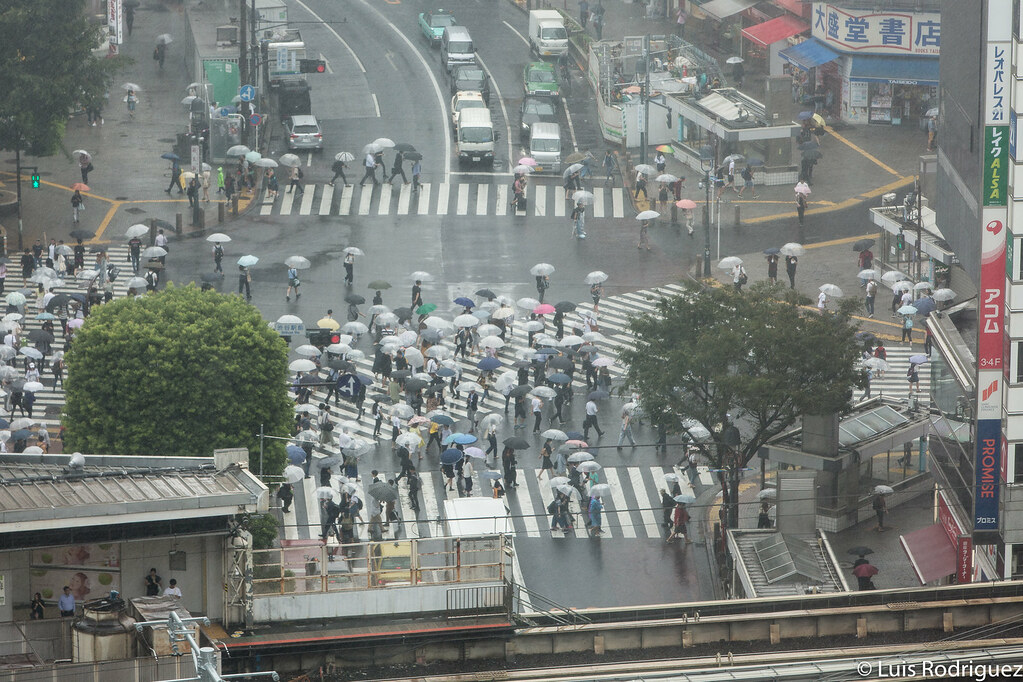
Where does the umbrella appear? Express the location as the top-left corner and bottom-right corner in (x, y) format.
(342, 247), (365, 257)
(362, 143), (383, 155)
(416, 303), (437, 315)
(392, 142), (417, 154)
(475, 288), (497, 299)
(862, 358), (888, 372)
(531, 386), (557, 399)
(245, 151), (262, 163)
(585, 271), (608, 284)
(518, 157), (538, 167)
(926, 107), (939, 118)
(587, 390), (609, 401)
(541, 429), (568, 440)
(909, 354), (929, 365)
(509, 385), (533, 398)
(254, 158), (278, 168)
(440, 448), (463, 464)
(673, 492), (696, 504)
(562, 163), (585, 178)
(589, 483), (612, 498)
(286, 445), (307, 464)
(847, 546), (874, 557)
(278, 153), (301, 167)
(912, 297), (936, 315)
(477, 357), (501, 371)
(335, 151), (355, 162)
(858, 269), (879, 281)
(656, 144), (674, 153)
(554, 301), (577, 313)
(881, 271), (907, 285)
(70, 229), (95, 240)
(517, 297), (541, 311)
(367, 481), (399, 503)
(237, 255), (259, 267)
(780, 242), (804, 257)
(798, 140), (820, 151)
(503, 437), (530, 450)
(578, 461), (602, 473)
(227, 145), (251, 157)
(342, 321), (368, 334)
(345, 294), (365, 305)
(932, 288), (956, 302)
(802, 148), (823, 161)
(852, 238), (875, 252)
(513, 165), (534, 175)
(794, 182), (811, 196)
(756, 488), (776, 501)
(530, 263), (555, 276)
(156, 33), (173, 44)
(873, 485), (894, 495)
(892, 280), (914, 293)
(634, 164), (656, 176)
(718, 256), (742, 270)
(565, 151), (588, 164)
(572, 190), (594, 205)
(373, 137), (396, 148)
(283, 465), (304, 484)
(912, 281), (932, 292)
(547, 373), (571, 384)
(797, 111), (815, 121)
(54, 245), (73, 257)
(852, 563), (880, 579)
(430, 414), (456, 426)
(454, 296), (475, 308)
(160, 152), (180, 161)
(675, 199), (697, 209)
(819, 284), (843, 297)
(314, 486), (336, 501)
(722, 154), (745, 165)
(592, 357), (615, 368)
(763, 247), (781, 256)
(289, 358), (318, 373)
(141, 246), (167, 259)
(123, 224), (149, 240)
(636, 210), (660, 220)
(453, 314), (479, 328)
(5, 293), (25, 307)
(534, 304), (556, 315)
(897, 305), (918, 316)
(448, 433), (478, 445)
(725, 56), (744, 64)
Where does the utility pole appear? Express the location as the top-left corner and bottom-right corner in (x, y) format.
(14, 146), (23, 251)
(915, 177), (923, 283)
(638, 36), (649, 164)
(239, 0), (249, 146)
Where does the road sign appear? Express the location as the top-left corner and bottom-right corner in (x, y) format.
(249, 113), (262, 126)
(273, 321), (305, 336)
(336, 374), (360, 398)
(239, 84), (256, 102)
(219, 107), (232, 117)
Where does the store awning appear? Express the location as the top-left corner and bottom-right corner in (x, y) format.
(848, 55), (939, 86)
(900, 524), (956, 585)
(741, 15), (809, 48)
(778, 39), (841, 71)
(698, 0), (760, 21)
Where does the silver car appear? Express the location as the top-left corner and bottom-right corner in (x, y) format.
(284, 114), (323, 151)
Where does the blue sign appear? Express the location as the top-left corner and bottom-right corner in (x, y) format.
(219, 107), (232, 117)
(336, 373), (360, 398)
(273, 321), (304, 336)
(974, 418), (1001, 531)
(239, 84), (256, 102)
(249, 113), (262, 126)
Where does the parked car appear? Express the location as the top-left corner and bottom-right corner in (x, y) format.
(450, 66), (491, 104)
(283, 114), (323, 151)
(418, 9), (456, 46)
(523, 61), (560, 98)
(519, 97), (558, 141)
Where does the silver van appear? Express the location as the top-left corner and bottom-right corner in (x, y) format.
(529, 122), (561, 173)
(442, 26), (476, 72)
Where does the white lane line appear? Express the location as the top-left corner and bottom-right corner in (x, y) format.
(357, 186), (373, 215)
(418, 183), (431, 215)
(420, 473), (442, 538)
(396, 480), (420, 539)
(371, 93), (381, 118)
(436, 182), (450, 215)
(319, 184), (333, 215)
(260, 198), (273, 216)
(554, 190), (566, 218)
(474, 54), (514, 167)
(612, 187), (624, 218)
(562, 98), (579, 152)
(602, 468), (636, 538)
(513, 470), (541, 536)
(630, 467), (661, 538)
(476, 184), (488, 215)
(352, 0), (451, 176)
(280, 189), (296, 215)
(378, 183), (392, 215)
(503, 20), (529, 46)
(649, 467), (671, 539)
(592, 187), (605, 218)
(397, 183), (411, 214)
(671, 464), (696, 500)
(306, 152), (313, 167)
(291, 0), (366, 72)
(534, 185), (546, 217)
(449, 171), (515, 177)
(339, 185), (354, 215)
(320, 52), (333, 75)
(299, 187), (314, 215)
(495, 184), (508, 216)
(456, 183), (469, 215)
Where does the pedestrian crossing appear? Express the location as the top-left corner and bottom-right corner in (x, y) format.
(862, 345), (930, 402)
(285, 463), (718, 543)
(259, 181), (629, 219)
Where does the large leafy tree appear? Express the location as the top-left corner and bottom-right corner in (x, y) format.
(621, 282), (862, 520)
(0, 0), (120, 155)
(63, 286), (292, 475)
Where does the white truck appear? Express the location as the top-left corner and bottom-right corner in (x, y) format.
(529, 10), (568, 58)
(264, 29), (306, 87)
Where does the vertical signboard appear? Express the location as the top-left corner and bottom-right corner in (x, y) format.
(107, 0), (122, 56)
(938, 492), (973, 584)
(976, 0), (1012, 536)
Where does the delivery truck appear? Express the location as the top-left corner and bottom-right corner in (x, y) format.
(529, 10), (568, 58)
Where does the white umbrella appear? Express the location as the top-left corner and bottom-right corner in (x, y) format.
(655, 174), (678, 183)
(780, 242), (804, 257)
(122, 82), (141, 91)
(453, 314), (479, 328)
(335, 151), (355, 162)
(636, 210), (660, 220)
(480, 335), (504, 348)
(634, 164), (656, 175)
(277, 314), (303, 325)
(718, 256), (742, 270)
(285, 255), (311, 269)
(932, 288), (956, 302)
(254, 158), (278, 168)
(578, 461), (602, 473)
(541, 429), (568, 440)
(125, 224), (149, 239)
(585, 271), (608, 284)
(517, 297), (541, 310)
(283, 465), (304, 484)
(362, 142), (383, 155)
(493, 306), (515, 319)
(862, 357), (889, 372)
(278, 153), (301, 167)
(343, 246), (365, 256)
(289, 359), (317, 372)
(881, 270), (907, 284)
(898, 305), (918, 315)
(373, 137), (396, 148)
(396, 431), (421, 449)
(316, 486), (335, 501)
(912, 281), (932, 291)
(295, 404), (319, 415)
(530, 263), (555, 276)
(794, 181), (811, 195)
(892, 280), (914, 293)
(227, 145), (251, 157)
(293, 344), (321, 357)
(181, 95), (198, 106)
(592, 356), (616, 368)
(560, 335), (584, 347)
(531, 386), (557, 399)
(23, 381), (44, 393)
(572, 190), (594, 205)
(513, 164), (535, 174)
(458, 381), (484, 393)
(857, 269), (879, 281)
(477, 323), (501, 337)
(342, 321), (368, 334)
(156, 33), (173, 44)
(141, 246), (166, 259)
(522, 320), (545, 332)
(206, 233), (231, 243)
(425, 345), (452, 359)
(409, 271), (433, 281)
(404, 348), (425, 368)
(424, 317), (453, 331)
(726, 56), (744, 64)
(819, 283), (843, 297)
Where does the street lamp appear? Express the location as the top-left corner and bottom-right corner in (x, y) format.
(699, 144), (715, 277)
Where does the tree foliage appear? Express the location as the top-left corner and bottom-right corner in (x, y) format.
(63, 286), (292, 474)
(620, 281), (863, 468)
(0, 0), (121, 155)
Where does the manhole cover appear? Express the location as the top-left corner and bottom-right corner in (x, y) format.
(115, 196), (129, 201)
(125, 207), (146, 215)
(153, 219), (174, 230)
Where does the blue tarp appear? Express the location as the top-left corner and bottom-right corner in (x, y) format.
(778, 39), (842, 71)
(848, 56), (940, 86)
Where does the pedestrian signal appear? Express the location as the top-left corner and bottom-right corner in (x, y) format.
(330, 333), (341, 344)
(30, 173), (40, 189)
(299, 59), (326, 74)
(896, 231), (905, 250)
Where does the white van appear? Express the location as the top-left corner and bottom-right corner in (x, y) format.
(529, 121), (561, 173)
(456, 108), (497, 167)
(442, 26), (476, 72)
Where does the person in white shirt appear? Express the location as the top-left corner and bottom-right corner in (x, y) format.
(461, 455), (475, 496)
(817, 291), (827, 313)
(531, 396), (543, 433)
(359, 152), (379, 186)
(163, 579), (182, 598)
(584, 399), (604, 438)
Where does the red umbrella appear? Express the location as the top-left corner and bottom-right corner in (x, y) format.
(533, 303), (556, 315)
(70, 183), (90, 192)
(852, 563), (879, 578)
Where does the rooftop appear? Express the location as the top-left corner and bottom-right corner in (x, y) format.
(728, 530), (847, 598)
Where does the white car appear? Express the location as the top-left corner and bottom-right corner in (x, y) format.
(450, 91), (487, 132)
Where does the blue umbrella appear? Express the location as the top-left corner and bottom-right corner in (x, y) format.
(564, 430), (585, 440)
(161, 152), (181, 161)
(453, 297), (475, 308)
(533, 347), (561, 356)
(286, 445), (306, 464)
(480, 470), (503, 480)
(431, 414), (456, 426)
(763, 247), (781, 255)
(477, 357), (501, 371)
(797, 111), (814, 120)
(355, 374), (374, 386)
(912, 297), (936, 315)
(547, 372), (571, 384)
(11, 429), (32, 441)
(452, 433), (478, 445)
(436, 367), (456, 377)
(441, 448), (463, 464)
(0, 419), (8, 429)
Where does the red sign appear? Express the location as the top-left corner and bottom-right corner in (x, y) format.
(938, 492), (962, 543)
(979, 211), (1007, 369)
(957, 536), (973, 584)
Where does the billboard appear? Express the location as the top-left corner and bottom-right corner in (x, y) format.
(975, 419), (1001, 532)
(811, 3), (940, 55)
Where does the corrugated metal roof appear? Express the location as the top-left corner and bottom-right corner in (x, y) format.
(731, 531), (845, 598)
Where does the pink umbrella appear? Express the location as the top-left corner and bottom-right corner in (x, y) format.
(675, 199), (697, 209)
(517, 157), (537, 167)
(566, 439), (588, 448)
(794, 181), (811, 196)
(408, 416), (430, 426)
(68, 319), (85, 329)
(533, 303), (556, 315)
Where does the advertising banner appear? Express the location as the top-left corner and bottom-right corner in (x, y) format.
(811, 3), (939, 55)
(974, 418), (1001, 532)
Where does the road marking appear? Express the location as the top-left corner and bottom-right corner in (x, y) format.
(92, 202), (122, 241)
(536, 477), (559, 538)
(420, 476), (441, 537)
(805, 232), (880, 250)
(456, 183), (469, 215)
(357, 186), (373, 215)
(396, 481), (421, 539)
(280, 189), (296, 215)
(474, 53), (515, 167)
(377, 184), (392, 215)
(630, 467), (661, 538)
(418, 183), (431, 215)
(513, 470), (541, 536)
(449, 171), (515, 177)
(828, 128), (903, 178)
(260, 196), (273, 216)
(553, 190), (566, 217)
(339, 185), (353, 215)
(592, 187), (605, 218)
(318, 183), (333, 215)
(299, 188), (314, 215)
(320, 53), (333, 75)
(503, 20), (530, 46)
(371, 93), (380, 118)
(436, 182), (449, 215)
(397, 183), (411, 214)
(601, 468), (636, 538)
(476, 184), (488, 215)
(533, 185), (547, 216)
(291, 0), (366, 73)
(562, 97), (579, 152)
(306, 152), (313, 167)
(495, 184), (507, 216)
(611, 187), (624, 217)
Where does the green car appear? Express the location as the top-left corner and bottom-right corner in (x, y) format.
(523, 62), (560, 98)
(418, 9), (456, 46)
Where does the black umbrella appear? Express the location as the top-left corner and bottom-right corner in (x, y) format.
(548, 356), (573, 370)
(763, 247), (781, 255)
(200, 272), (221, 283)
(512, 360), (532, 369)
(420, 329), (442, 344)
(345, 294), (366, 305)
(27, 330), (53, 344)
(393, 142), (416, 153)
(70, 229), (95, 240)
(403, 151), (423, 162)
(509, 384), (533, 397)
(298, 374), (319, 385)
(327, 358), (354, 371)
(852, 239), (875, 252)
(587, 390), (610, 401)
(797, 140), (819, 151)
(475, 288), (497, 299)
(46, 294), (71, 312)
(0, 258), (10, 265)
(318, 454), (343, 468)
(847, 546), (874, 556)
(406, 378), (429, 391)
(368, 481), (399, 502)
(69, 293), (88, 303)
(11, 379), (25, 391)
(854, 332), (877, 344)
(503, 437), (530, 450)
(393, 307), (413, 322)
(391, 369), (413, 380)
(801, 148), (823, 161)
(554, 301), (577, 313)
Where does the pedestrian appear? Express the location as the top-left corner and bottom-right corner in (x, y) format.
(19, 249), (33, 279)
(79, 152), (93, 184)
(535, 274), (549, 303)
(58, 586), (75, 617)
(216, 166), (225, 194)
(125, 89), (138, 118)
(865, 278), (877, 317)
(331, 158), (350, 186)
(588, 495), (604, 536)
(590, 280), (603, 312)
(186, 175), (199, 208)
(570, 200), (586, 239)
(466, 387), (479, 429)
(795, 192), (807, 225)
(412, 157), (423, 192)
(592, 4), (604, 39)
(531, 395), (543, 433)
(579, 0), (589, 25)
(411, 279), (423, 309)
(125, 5), (134, 35)
(285, 266), (301, 302)
(817, 290), (827, 313)
(71, 190), (85, 224)
(657, 182), (669, 212)
(386, 151), (408, 184)
(359, 151), (379, 186)
(317, 404), (333, 445)
(287, 165), (304, 194)
(461, 454), (475, 496)
(667, 502), (691, 543)
(907, 362), (920, 393)
(633, 171), (648, 199)
(926, 115), (937, 151)
(154, 41), (166, 69)
(924, 327), (933, 356)
(145, 568), (162, 596)
(637, 218), (651, 250)
(212, 242), (224, 274)
(857, 248), (874, 287)
(675, 5), (687, 36)
(732, 263), (747, 291)
(342, 251), (355, 285)
(502, 446), (518, 487)
(616, 408), (636, 450)
(901, 314), (913, 343)
(537, 438), (555, 480)
(737, 165), (758, 198)
(144, 268), (159, 292)
(238, 265), (251, 300)
(201, 169), (211, 202)
(583, 397), (604, 438)
(785, 255), (797, 289)
(873, 492), (887, 531)
(164, 578), (182, 598)
(654, 150), (666, 173)
(757, 502), (773, 529)
(30, 592), (45, 620)
(165, 161), (182, 194)
(766, 254), (778, 284)
(602, 150), (617, 181)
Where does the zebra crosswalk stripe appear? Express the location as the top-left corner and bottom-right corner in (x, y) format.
(299, 188), (315, 215)
(534, 185), (546, 217)
(318, 184), (333, 215)
(476, 185), (488, 215)
(339, 186), (354, 215)
(280, 188), (296, 215)
(378, 184), (392, 215)
(592, 187), (605, 218)
(513, 469), (542, 536)
(630, 467), (662, 537)
(456, 183), (469, 216)
(418, 183), (431, 215)
(435, 183), (450, 216)
(601, 468), (636, 538)
(495, 185), (508, 217)
(397, 184), (412, 215)
(357, 186), (373, 215)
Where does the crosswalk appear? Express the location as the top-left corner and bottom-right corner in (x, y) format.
(862, 345), (930, 402)
(285, 463), (720, 543)
(259, 181), (630, 219)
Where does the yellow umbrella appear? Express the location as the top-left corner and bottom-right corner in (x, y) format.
(811, 113), (826, 128)
(316, 317), (340, 331)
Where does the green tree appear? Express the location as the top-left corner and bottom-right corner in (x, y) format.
(62, 286), (292, 475)
(0, 0), (121, 155)
(621, 281), (862, 496)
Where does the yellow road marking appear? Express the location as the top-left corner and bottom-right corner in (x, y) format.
(827, 128), (904, 178)
(93, 202), (122, 241)
(804, 232), (879, 250)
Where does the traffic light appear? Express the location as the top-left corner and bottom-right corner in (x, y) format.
(30, 173), (40, 189)
(896, 231), (905, 250)
(299, 59), (326, 74)
(330, 333), (341, 345)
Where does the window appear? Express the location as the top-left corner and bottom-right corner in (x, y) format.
(1015, 444), (1023, 484)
